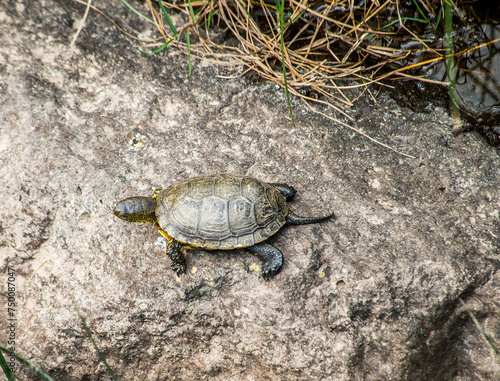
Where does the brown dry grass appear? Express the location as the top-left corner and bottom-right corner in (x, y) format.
(71, 0), (500, 156)
(142, 0), (450, 113)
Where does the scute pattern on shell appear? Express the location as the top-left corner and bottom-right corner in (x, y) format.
(156, 174), (288, 249)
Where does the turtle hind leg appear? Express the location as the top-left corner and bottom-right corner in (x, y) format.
(248, 242), (283, 280)
(166, 239), (187, 276)
(269, 183), (296, 201)
(286, 211), (335, 225)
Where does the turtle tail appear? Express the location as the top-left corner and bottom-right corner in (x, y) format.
(285, 211), (334, 225)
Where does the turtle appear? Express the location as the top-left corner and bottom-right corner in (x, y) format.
(113, 174), (334, 279)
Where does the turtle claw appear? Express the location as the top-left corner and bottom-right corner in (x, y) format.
(261, 270), (272, 281)
(261, 262), (282, 280)
(248, 242), (283, 280)
(166, 239), (186, 277)
(171, 263), (186, 277)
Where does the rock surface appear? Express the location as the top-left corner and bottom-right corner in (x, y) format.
(1, 0), (499, 380)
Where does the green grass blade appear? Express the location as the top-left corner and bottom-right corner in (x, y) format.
(158, 0), (178, 35)
(444, 0), (459, 112)
(412, 0), (429, 23)
(138, 38), (176, 56)
(265, 9), (306, 35)
(202, 9), (219, 29)
(434, 5), (443, 29)
(186, 30), (192, 76)
(235, 0), (254, 19)
(274, 0), (295, 126)
(186, 0), (195, 76)
(381, 17), (431, 29)
(187, 0), (196, 22)
(288, 9), (306, 25)
(0, 345), (55, 381)
(119, 0), (156, 25)
(81, 318), (119, 381)
(0, 349), (16, 381)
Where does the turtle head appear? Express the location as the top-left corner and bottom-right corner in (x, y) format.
(113, 196), (157, 223)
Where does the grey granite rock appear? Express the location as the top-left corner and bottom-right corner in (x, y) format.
(0, 0), (499, 380)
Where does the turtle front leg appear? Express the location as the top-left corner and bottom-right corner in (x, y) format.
(166, 239), (186, 277)
(248, 242), (283, 280)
